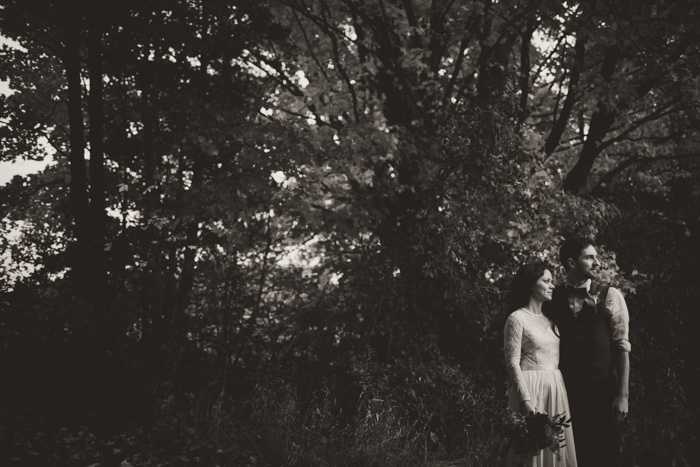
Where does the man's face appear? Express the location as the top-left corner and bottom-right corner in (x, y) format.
(571, 245), (600, 280)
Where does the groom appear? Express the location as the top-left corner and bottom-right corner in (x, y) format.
(548, 237), (630, 467)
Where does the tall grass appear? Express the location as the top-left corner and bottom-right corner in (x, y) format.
(149, 350), (509, 466)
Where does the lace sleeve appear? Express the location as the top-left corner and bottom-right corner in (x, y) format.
(504, 313), (530, 403)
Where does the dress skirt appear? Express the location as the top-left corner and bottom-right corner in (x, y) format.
(507, 368), (578, 467)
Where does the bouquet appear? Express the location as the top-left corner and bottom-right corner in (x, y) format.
(504, 410), (570, 464)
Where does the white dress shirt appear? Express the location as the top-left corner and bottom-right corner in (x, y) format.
(566, 278), (632, 353)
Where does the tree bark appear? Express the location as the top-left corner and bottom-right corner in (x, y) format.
(476, 34), (516, 108)
(139, 60), (163, 350)
(87, 19), (107, 297)
(562, 106), (616, 193)
(544, 35), (585, 156)
(563, 45), (619, 193)
(63, 23), (90, 279)
(174, 156), (204, 346)
(518, 19), (536, 126)
(172, 1), (211, 348)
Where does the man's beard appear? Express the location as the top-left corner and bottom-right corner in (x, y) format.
(575, 264), (598, 281)
(583, 268), (598, 280)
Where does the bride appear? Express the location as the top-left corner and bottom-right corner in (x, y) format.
(504, 262), (577, 466)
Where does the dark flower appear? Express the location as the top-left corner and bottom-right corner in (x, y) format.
(526, 412), (553, 449)
(505, 410), (571, 464)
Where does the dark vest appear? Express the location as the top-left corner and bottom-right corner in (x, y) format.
(548, 282), (613, 383)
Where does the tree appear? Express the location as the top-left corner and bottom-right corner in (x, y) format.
(1, 1), (698, 463)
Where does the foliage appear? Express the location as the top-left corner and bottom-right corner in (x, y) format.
(0, 0), (699, 466)
(504, 410), (570, 464)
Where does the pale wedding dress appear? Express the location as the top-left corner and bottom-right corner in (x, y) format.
(504, 308), (578, 467)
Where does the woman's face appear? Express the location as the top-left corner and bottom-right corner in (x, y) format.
(532, 269), (555, 302)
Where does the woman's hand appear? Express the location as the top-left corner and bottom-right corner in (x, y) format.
(520, 400), (535, 415)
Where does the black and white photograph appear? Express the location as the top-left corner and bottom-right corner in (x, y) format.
(1, 0), (698, 465)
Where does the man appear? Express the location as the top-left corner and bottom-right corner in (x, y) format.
(548, 237), (630, 467)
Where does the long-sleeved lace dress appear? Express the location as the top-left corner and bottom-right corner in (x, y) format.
(504, 308), (577, 467)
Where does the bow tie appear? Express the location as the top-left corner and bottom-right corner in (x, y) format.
(566, 286), (589, 298)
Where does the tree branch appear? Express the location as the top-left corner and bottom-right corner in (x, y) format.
(0, 177), (63, 217)
(543, 33), (584, 157)
(597, 101), (682, 152)
(320, 1), (362, 122)
(291, 9), (331, 81)
(442, 12), (479, 104)
(592, 152), (700, 193)
(518, 17), (537, 126)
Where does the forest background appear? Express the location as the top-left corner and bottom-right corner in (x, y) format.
(1, 0), (699, 466)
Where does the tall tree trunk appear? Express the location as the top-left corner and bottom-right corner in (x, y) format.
(87, 20), (108, 303)
(427, 2), (447, 75)
(174, 156), (204, 347)
(139, 61), (164, 351)
(562, 106), (616, 193)
(518, 19), (536, 127)
(63, 24), (90, 282)
(476, 34), (516, 108)
(170, 1), (213, 349)
(544, 34), (585, 156)
(563, 45), (620, 193)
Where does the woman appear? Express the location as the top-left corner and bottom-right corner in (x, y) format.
(504, 262), (577, 466)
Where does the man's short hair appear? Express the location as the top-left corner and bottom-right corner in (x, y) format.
(559, 237), (596, 271)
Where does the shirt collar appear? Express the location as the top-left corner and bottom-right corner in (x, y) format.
(565, 278), (591, 292)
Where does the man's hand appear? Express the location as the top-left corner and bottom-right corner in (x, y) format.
(612, 395), (628, 422)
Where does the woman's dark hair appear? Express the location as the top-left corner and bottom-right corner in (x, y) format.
(506, 261), (559, 337)
(507, 261), (551, 314)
